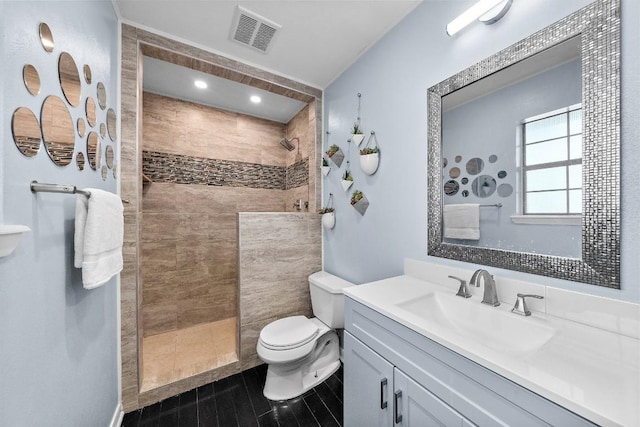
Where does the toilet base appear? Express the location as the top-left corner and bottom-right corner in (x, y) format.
(262, 330), (340, 401)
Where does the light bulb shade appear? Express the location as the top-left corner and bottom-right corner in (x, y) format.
(446, 0), (510, 36)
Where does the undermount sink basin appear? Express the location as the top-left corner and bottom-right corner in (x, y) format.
(396, 291), (556, 354)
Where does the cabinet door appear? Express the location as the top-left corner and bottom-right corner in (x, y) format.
(344, 332), (394, 427)
(394, 368), (469, 427)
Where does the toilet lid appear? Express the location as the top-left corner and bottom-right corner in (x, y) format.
(259, 316), (319, 350)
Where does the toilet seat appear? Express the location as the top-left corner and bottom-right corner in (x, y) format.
(259, 316), (319, 350)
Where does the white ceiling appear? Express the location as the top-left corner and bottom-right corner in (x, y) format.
(114, 0), (422, 89)
(143, 56), (308, 123)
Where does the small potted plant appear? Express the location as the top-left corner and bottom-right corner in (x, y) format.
(360, 132), (380, 175)
(322, 157), (331, 176)
(350, 190), (369, 216)
(325, 144), (344, 167)
(351, 122), (365, 146)
(341, 166), (354, 192)
(319, 199), (336, 229)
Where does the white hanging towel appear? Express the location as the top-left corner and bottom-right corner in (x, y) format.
(443, 204), (480, 240)
(74, 189), (124, 289)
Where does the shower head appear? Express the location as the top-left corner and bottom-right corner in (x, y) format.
(279, 137), (299, 151)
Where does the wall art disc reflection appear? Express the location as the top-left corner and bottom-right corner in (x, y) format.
(12, 107), (41, 157)
(39, 23), (54, 52)
(41, 95), (74, 166)
(58, 52), (81, 107)
(471, 175), (496, 198)
(23, 65), (41, 96)
(444, 180), (459, 196)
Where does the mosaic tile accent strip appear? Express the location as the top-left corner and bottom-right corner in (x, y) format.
(286, 158), (309, 189)
(427, 0), (620, 288)
(143, 150), (308, 190)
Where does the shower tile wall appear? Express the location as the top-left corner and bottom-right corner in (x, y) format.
(285, 103), (315, 212)
(142, 92), (308, 337)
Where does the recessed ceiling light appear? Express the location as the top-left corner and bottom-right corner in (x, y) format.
(194, 80), (208, 89)
(250, 95), (261, 104)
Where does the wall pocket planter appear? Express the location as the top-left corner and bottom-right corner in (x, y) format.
(341, 179), (354, 192)
(360, 153), (379, 175)
(341, 161), (353, 191)
(359, 131), (380, 175)
(322, 212), (336, 230)
(326, 144), (345, 168)
(320, 193), (335, 229)
(351, 133), (364, 146)
(351, 190), (369, 216)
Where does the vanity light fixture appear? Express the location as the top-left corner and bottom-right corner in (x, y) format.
(194, 80), (207, 89)
(250, 95), (261, 104)
(446, 0), (512, 37)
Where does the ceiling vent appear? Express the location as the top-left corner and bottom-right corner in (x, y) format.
(230, 6), (282, 54)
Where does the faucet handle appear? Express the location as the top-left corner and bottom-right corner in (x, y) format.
(511, 293), (544, 316)
(449, 275), (472, 298)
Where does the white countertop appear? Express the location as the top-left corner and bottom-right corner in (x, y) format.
(344, 275), (640, 427)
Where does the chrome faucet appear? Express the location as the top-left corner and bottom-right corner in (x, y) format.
(470, 269), (500, 307)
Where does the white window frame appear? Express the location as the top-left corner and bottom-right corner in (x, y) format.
(511, 104), (582, 226)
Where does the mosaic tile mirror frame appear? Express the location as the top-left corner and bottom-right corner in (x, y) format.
(427, 0), (621, 288)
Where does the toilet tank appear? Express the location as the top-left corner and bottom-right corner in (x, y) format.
(309, 271), (354, 328)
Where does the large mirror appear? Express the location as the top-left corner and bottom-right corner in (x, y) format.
(427, 0), (620, 288)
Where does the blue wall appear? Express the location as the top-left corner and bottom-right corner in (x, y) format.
(0, 2), (120, 426)
(323, 0), (640, 303)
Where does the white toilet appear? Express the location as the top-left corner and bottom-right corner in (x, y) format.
(256, 271), (354, 401)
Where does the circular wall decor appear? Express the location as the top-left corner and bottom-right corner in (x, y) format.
(466, 158), (484, 175)
(41, 95), (74, 166)
(97, 82), (107, 109)
(471, 175), (497, 198)
(449, 167), (460, 179)
(58, 52), (81, 107)
(77, 118), (86, 137)
(444, 180), (460, 196)
(39, 23), (54, 52)
(87, 131), (100, 170)
(105, 145), (114, 169)
(76, 152), (85, 171)
(86, 97), (97, 127)
(107, 108), (117, 141)
(83, 64), (92, 84)
(23, 65), (41, 96)
(498, 183), (514, 197)
(12, 107), (41, 157)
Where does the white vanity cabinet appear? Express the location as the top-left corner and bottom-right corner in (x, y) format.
(344, 297), (596, 427)
(345, 332), (473, 426)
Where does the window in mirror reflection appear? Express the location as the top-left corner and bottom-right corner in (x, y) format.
(522, 105), (582, 215)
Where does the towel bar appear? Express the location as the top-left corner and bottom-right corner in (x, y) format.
(30, 181), (128, 203)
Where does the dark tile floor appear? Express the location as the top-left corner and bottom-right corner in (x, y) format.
(122, 364), (344, 427)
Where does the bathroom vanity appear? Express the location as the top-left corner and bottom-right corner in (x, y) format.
(342, 262), (639, 426)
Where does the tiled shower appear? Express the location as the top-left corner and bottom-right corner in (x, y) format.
(139, 91), (315, 390)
